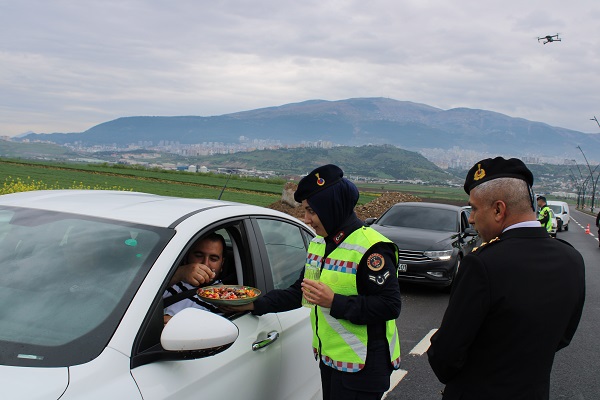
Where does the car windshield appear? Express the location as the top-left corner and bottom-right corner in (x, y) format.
(0, 206), (172, 367)
(549, 205), (562, 214)
(377, 206), (458, 232)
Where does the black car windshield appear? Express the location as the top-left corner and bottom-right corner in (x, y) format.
(0, 206), (172, 367)
(377, 206), (458, 232)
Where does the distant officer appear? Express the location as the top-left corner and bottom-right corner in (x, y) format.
(537, 195), (553, 233)
(427, 157), (586, 400)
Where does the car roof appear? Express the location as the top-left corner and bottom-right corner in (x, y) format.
(547, 200), (568, 205)
(391, 202), (464, 211)
(0, 190), (290, 228)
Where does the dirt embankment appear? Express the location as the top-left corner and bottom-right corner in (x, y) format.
(267, 187), (421, 221)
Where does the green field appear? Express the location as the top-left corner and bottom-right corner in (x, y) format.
(0, 159), (386, 207)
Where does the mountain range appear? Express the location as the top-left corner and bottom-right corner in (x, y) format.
(20, 98), (600, 159)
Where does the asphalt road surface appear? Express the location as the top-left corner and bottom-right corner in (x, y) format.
(385, 208), (600, 400)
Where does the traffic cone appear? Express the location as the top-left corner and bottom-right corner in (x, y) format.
(585, 224), (590, 234)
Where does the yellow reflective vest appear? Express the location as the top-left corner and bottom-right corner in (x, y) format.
(538, 205), (552, 232)
(307, 227), (401, 372)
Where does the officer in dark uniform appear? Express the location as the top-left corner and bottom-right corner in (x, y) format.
(427, 157), (586, 400)
(224, 164), (402, 400)
(596, 210), (600, 247)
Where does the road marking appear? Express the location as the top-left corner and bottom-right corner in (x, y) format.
(383, 328), (438, 398)
(383, 369), (408, 399)
(409, 329), (437, 356)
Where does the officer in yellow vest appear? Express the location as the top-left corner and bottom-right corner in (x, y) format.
(537, 196), (552, 233)
(225, 164), (402, 400)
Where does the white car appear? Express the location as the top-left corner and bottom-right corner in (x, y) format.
(0, 190), (321, 400)
(547, 200), (570, 231)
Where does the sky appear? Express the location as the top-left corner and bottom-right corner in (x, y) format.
(1, 0), (600, 138)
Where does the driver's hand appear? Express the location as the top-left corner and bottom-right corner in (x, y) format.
(170, 263), (216, 286)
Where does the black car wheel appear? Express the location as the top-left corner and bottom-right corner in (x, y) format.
(445, 254), (462, 291)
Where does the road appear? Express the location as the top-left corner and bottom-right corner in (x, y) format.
(385, 208), (600, 400)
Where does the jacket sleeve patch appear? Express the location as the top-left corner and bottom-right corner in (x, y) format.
(367, 253), (385, 271)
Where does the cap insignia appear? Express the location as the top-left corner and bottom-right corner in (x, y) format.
(473, 164), (486, 181)
(316, 173), (325, 186)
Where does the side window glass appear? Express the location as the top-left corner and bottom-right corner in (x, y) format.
(256, 219), (308, 289)
(463, 209), (473, 229)
(460, 212), (468, 231)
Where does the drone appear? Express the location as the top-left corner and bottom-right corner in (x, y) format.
(538, 34), (561, 44)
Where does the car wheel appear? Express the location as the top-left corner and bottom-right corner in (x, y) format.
(557, 220), (563, 232)
(564, 223), (569, 231)
(445, 255), (462, 292)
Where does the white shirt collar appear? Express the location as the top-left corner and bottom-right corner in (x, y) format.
(503, 220), (541, 233)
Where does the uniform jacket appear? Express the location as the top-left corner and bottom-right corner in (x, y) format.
(306, 228), (401, 372)
(253, 214), (402, 392)
(427, 226), (585, 400)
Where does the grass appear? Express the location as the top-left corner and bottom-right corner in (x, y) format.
(0, 158), (457, 207)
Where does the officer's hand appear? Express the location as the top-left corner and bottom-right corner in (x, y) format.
(219, 303), (255, 313)
(302, 279), (334, 308)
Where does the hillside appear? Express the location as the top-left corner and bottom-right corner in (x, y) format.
(20, 98), (600, 159)
(199, 145), (455, 182)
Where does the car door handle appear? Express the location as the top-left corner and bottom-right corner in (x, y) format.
(252, 331), (280, 351)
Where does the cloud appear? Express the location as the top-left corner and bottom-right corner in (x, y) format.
(1, 0), (599, 137)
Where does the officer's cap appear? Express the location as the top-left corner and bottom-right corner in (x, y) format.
(464, 157), (534, 194)
(294, 164), (344, 202)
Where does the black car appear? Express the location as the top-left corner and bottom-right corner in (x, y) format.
(365, 202), (479, 287)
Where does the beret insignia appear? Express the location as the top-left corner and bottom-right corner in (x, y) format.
(367, 253), (385, 271)
(316, 173), (325, 186)
(473, 164), (485, 181)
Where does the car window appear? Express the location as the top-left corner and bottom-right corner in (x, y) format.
(0, 206), (171, 367)
(549, 205), (562, 214)
(255, 219), (309, 289)
(460, 211), (470, 231)
(378, 206), (459, 232)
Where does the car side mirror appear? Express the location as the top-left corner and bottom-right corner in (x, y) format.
(464, 227), (478, 237)
(161, 308), (239, 352)
(364, 217), (377, 226)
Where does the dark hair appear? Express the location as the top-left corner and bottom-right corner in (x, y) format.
(200, 232), (226, 256)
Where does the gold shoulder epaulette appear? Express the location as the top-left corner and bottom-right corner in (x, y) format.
(471, 236), (500, 253)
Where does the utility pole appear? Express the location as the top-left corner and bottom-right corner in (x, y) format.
(568, 169), (581, 208)
(572, 160), (586, 209)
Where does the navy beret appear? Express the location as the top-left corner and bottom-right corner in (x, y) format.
(464, 157), (534, 194)
(294, 164), (344, 202)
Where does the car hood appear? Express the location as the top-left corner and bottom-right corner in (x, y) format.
(371, 225), (457, 251)
(0, 365), (68, 399)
